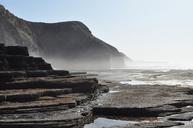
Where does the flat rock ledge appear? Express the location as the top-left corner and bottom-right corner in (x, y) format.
(90, 82), (193, 128)
(0, 71), (106, 128)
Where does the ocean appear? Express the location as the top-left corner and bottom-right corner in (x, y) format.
(88, 69), (193, 87)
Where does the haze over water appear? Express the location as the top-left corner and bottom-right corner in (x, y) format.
(1, 0), (193, 69)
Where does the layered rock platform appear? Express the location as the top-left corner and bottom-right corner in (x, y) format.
(2, 43), (193, 128)
(0, 44), (107, 128)
(89, 81), (193, 128)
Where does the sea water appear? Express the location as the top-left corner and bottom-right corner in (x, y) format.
(84, 118), (137, 128)
(88, 69), (193, 87)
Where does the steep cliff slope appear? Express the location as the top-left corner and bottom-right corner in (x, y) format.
(0, 4), (129, 70)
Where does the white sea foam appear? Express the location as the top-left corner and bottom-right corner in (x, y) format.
(120, 80), (193, 87)
(90, 69), (193, 87)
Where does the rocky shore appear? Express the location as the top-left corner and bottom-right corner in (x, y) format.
(88, 81), (193, 128)
(1, 44), (193, 128)
(0, 43), (108, 128)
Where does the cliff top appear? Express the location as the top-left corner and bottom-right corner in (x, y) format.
(0, 4), (16, 20)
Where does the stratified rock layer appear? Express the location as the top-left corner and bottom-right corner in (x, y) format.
(88, 80), (193, 128)
(0, 44), (106, 128)
(0, 43), (52, 71)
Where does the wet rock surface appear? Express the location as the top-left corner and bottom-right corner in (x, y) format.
(1, 45), (193, 128)
(89, 81), (193, 128)
(0, 80), (100, 127)
(0, 44), (107, 128)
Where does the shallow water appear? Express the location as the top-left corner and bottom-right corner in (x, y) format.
(84, 117), (137, 128)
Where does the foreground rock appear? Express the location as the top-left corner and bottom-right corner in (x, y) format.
(94, 85), (193, 116)
(0, 74), (102, 128)
(2, 44), (193, 128)
(89, 82), (193, 128)
(0, 44), (108, 128)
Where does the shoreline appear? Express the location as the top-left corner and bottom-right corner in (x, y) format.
(85, 78), (193, 128)
(1, 70), (193, 128)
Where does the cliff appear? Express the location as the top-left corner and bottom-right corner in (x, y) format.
(0, 4), (129, 70)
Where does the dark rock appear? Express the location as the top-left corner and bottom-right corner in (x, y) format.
(81, 112), (89, 116)
(1, 78), (98, 93)
(0, 43), (106, 127)
(0, 43), (5, 54)
(148, 105), (181, 117)
(48, 70), (69, 76)
(0, 89), (72, 102)
(5, 46), (29, 56)
(93, 107), (155, 117)
(4, 105), (69, 114)
(5, 55), (31, 70)
(0, 71), (13, 82)
(11, 71), (27, 78)
(37, 63), (52, 70)
(0, 56), (9, 70)
(98, 84), (109, 93)
(93, 106), (181, 117)
(26, 70), (48, 77)
(0, 45), (52, 71)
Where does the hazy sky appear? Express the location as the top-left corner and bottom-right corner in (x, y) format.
(1, 0), (193, 67)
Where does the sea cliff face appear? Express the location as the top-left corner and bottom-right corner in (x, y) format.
(0, 4), (129, 70)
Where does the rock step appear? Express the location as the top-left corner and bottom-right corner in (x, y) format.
(0, 88), (72, 102)
(0, 71), (14, 82)
(0, 105), (69, 114)
(0, 44), (104, 128)
(1, 78), (98, 93)
(0, 122), (77, 128)
(47, 70), (70, 76)
(0, 55), (52, 71)
(5, 46), (29, 56)
(0, 96), (77, 112)
(0, 44), (53, 71)
(26, 70), (69, 77)
(0, 93), (90, 114)
(93, 105), (181, 117)
(0, 43), (5, 54)
(0, 70), (69, 82)
(0, 110), (86, 128)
